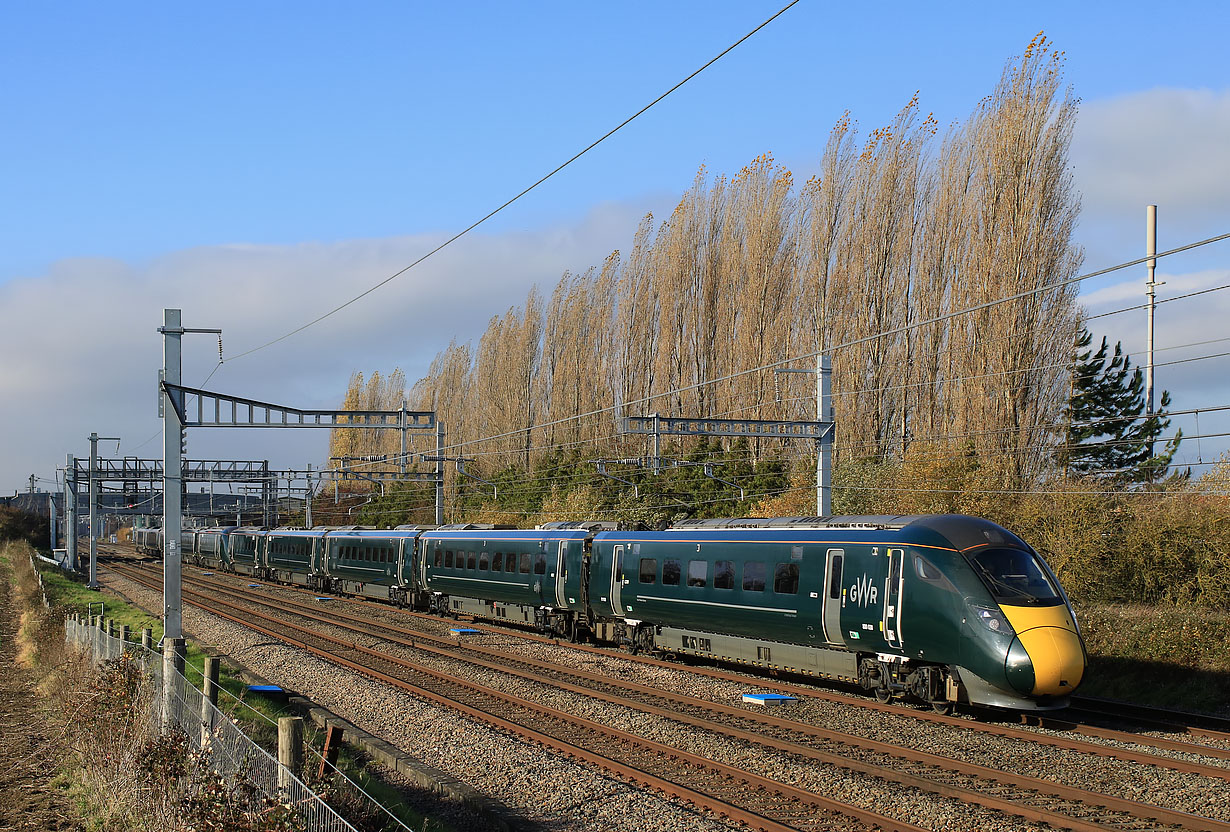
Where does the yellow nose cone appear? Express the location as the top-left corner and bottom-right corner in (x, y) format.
(1000, 604), (1086, 695)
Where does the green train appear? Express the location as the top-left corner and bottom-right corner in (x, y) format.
(169, 513), (1086, 711)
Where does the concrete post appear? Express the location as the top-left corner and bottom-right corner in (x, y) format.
(141, 628), (153, 650)
(162, 636), (185, 729)
(118, 624), (129, 648)
(201, 656), (220, 748)
(278, 716), (304, 793)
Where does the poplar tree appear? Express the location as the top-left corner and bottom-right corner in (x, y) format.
(1065, 326), (1180, 483)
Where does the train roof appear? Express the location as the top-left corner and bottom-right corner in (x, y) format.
(669, 515), (926, 531)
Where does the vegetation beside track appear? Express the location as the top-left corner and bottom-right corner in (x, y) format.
(1074, 603), (1230, 715)
(63, 557), (454, 831)
(2, 543), (450, 832)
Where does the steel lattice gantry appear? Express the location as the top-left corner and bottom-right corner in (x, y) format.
(162, 383), (434, 430)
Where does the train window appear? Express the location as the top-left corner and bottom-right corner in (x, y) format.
(466, 552), (477, 570)
(639, 558), (657, 584)
(533, 552), (547, 575)
(714, 561), (735, 590)
(491, 552), (502, 572)
(479, 552), (490, 570)
(519, 553), (531, 574)
(444, 550), (454, 568)
(829, 553), (844, 599)
(915, 556), (941, 581)
(662, 559), (681, 586)
(774, 563), (799, 594)
(742, 561), (766, 592)
(687, 560), (707, 588)
(433, 550), (442, 568)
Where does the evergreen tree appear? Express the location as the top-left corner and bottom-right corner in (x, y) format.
(1065, 326), (1180, 483)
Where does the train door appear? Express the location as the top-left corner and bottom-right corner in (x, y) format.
(611, 545), (626, 616)
(554, 541), (568, 607)
(883, 548), (904, 649)
(821, 548), (844, 644)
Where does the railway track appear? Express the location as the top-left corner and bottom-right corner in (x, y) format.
(119, 549), (1230, 763)
(108, 562), (923, 832)
(110, 561), (1230, 832)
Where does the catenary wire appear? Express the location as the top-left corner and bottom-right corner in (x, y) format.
(223, 1), (803, 364)
(425, 231), (1230, 455)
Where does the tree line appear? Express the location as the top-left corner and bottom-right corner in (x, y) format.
(389, 36), (1082, 488)
(322, 36), (1226, 608)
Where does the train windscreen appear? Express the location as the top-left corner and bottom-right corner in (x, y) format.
(966, 548), (1061, 606)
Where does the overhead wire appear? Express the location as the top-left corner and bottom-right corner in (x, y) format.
(223, 0), (803, 364)
(424, 231), (1230, 456)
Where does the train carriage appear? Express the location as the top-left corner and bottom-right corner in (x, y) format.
(195, 527), (236, 570)
(228, 527), (266, 575)
(420, 526), (591, 636)
(261, 528), (320, 584)
(322, 526), (429, 601)
(592, 515), (1084, 711)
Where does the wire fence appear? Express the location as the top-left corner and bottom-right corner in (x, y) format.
(65, 616), (358, 832)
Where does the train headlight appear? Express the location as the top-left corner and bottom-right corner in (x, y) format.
(970, 604), (1015, 636)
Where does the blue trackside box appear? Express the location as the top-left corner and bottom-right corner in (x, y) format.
(449, 627), (481, 635)
(742, 693), (798, 706)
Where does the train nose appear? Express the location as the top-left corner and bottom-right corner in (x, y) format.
(1005, 626), (1085, 696)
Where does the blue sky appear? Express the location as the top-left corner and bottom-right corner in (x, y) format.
(2, 1), (1228, 494)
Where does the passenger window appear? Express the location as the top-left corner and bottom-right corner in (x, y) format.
(829, 553), (844, 599)
(533, 552), (547, 575)
(662, 559), (681, 586)
(492, 552), (503, 572)
(479, 552), (490, 570)
(519, 553), (531, 574)
(466, 551), (477, 570)
(639, 558), (657, 584)
(714, 561), (735, 590)
(687, 560), (707, 588)
(433, 550), (441, 568)
(742, 561), (766, 592)
(774, 562), (800, 594)
(444, 550), (453, 568)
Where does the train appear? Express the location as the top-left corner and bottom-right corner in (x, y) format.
(131, 514), (1086, 711)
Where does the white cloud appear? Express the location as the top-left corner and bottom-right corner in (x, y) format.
(1074, 87), (1230, 219)
(0, 201), (656, 494)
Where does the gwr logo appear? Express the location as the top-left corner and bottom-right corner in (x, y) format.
(849, 573), (879, 608)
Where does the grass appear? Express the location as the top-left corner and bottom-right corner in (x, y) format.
(1074, 602), (1230, 715)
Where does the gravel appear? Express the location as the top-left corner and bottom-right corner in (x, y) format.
(104, 564), (1230, 831)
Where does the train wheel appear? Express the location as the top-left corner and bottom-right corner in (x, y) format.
(930, 700), (953, 715)
(874, 687), (893, 704)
